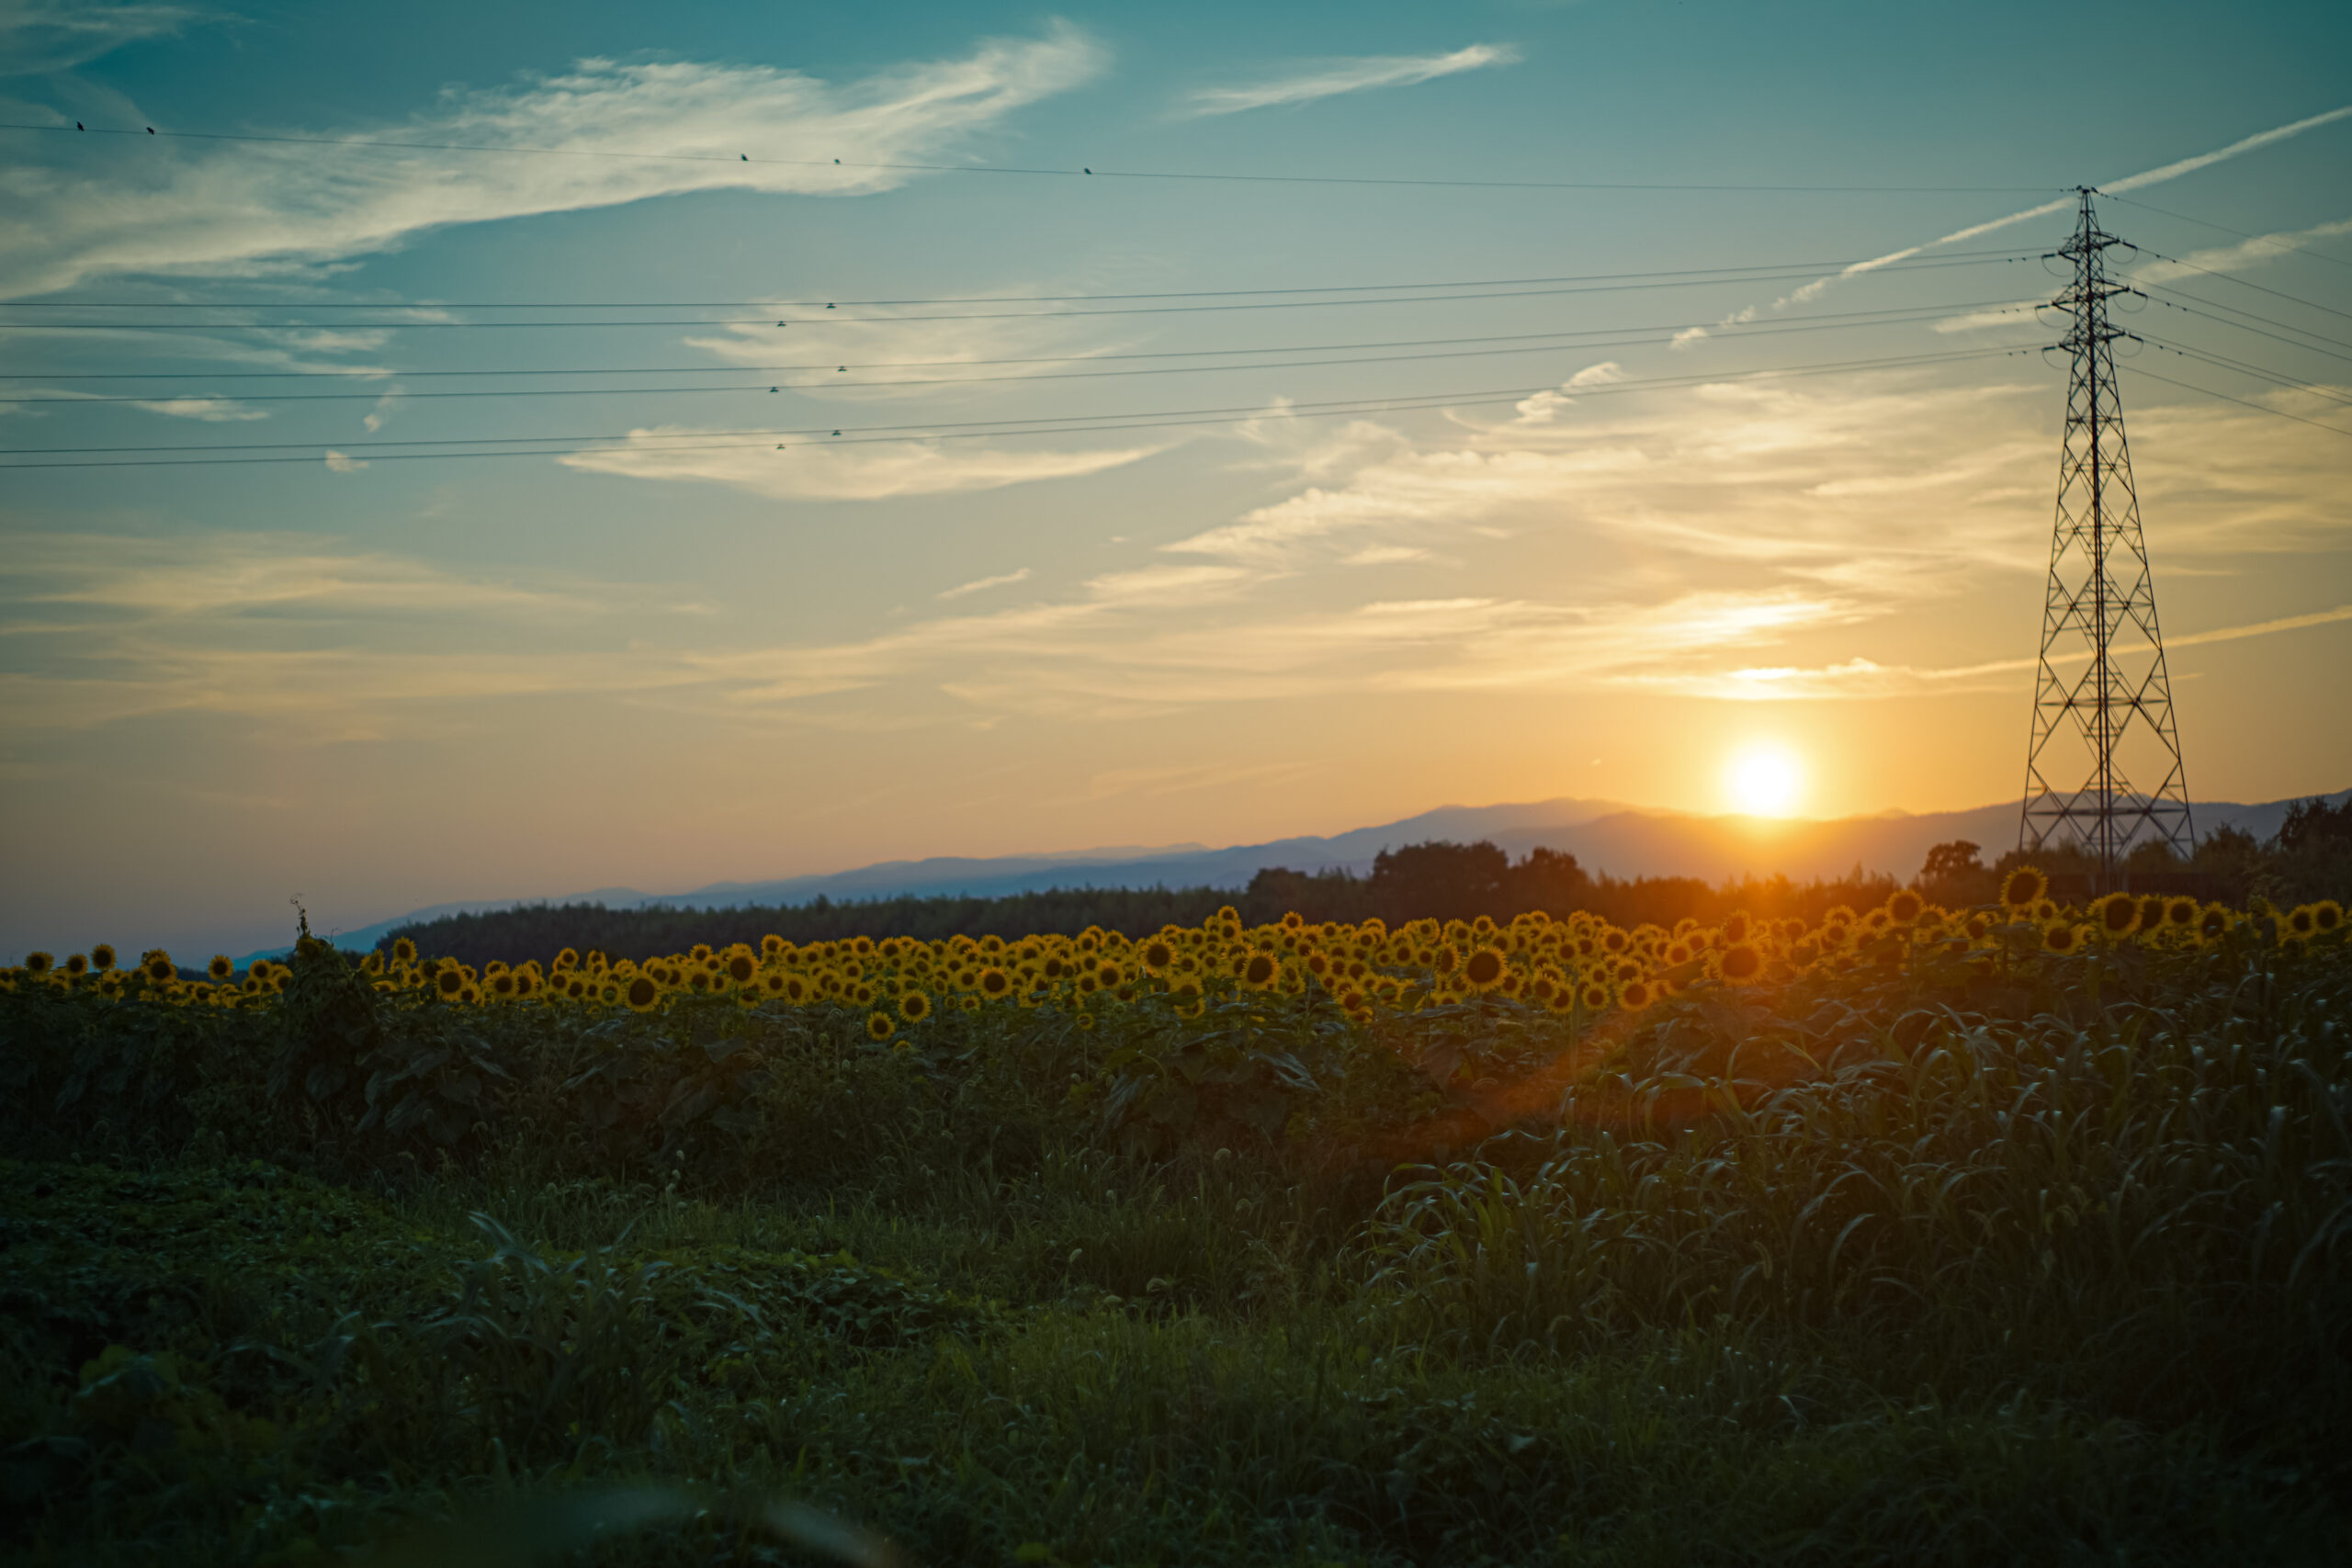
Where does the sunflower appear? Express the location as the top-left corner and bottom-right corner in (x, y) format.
(63, 953), (88, 977)
(1886, 890), (1925, 926)
(760, 934), (786, 959)
(726, 951), (757, 986)
(2313, 900), (2345, 935)
(1578, 980), (1613, 1011)
(898, 988), (932, 1022)
(978, 966), (1012, 998)
(1620, 978), (1656, 1010)
(2044, 923), (2084, 954)
(1719, 912), (1752, 946)
(624, 975), (661, 1012)
(2196, 904), (2232, 944)
(2164, 897), (2199, 931)
(1241, 952), (1280, 990)
(1461, 948), (1506, 991)
(1716, 942), (1765, 985)
(2284, 905), (2319, 941)
(689, 943), (713, 963)
(2094, 892), (2142, 938)
(142, 951), (175, 984)
(2001, 866), (2048, 910)
(489, 972), (517, 999)
(458, 985), (481, 1005)
(89, 943), (117, 972)
(435, 966), (465, 998)
(392, 937), (418, 965)
(2136, 896), (2166, 934)
(554, 946), (579, 971)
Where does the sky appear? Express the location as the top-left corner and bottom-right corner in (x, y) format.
(3, 0), (2349, 958)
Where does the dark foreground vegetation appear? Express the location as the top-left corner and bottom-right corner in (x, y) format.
(386, 795), (2352, 970)
(4, 912), (2349, 1564)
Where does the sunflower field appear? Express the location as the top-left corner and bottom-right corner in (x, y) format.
(3, 874), (2349, 1565)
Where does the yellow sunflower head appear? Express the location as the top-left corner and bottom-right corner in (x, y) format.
(141, 951), (175, 984)
(1716, 942), (1765, 985)
(392, 937), (418, 965)
(1886, 890), (1925, 926)
(2165, 897), (2199, 931)
(2312, 900), (2345, 936)
(1462, 948), (1506, 991)
(899, 989), (931, 1021)
(89, 943), (117, 972)
(624, 975), (661, 1012)
(2096, 891), (2142, 938)
(208, 954), (233, 981)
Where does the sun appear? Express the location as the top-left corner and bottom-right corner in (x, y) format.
(1725, 743), (1804, 818)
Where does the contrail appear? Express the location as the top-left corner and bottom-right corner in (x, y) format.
(1777, 104), (2352, 307)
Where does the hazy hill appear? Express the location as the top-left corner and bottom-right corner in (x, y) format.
(277, 789), (2345, 961)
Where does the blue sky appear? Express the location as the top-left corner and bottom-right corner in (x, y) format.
(2, 0), (2348, 956)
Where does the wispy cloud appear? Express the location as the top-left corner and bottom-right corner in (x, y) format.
(0, 1), (220, 75)
(938, 567), (1032, 600)
(558, 434), (1162, 501)
(1630, 605), (2352, 700)
(2127, 215), (2352, 286)
(0, 26), (1106, 295)
(132, 395), (267, 422)
(1775, 104), (2352, 308)
(1181, 43), (1519, 118)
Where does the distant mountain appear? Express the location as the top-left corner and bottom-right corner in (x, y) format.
(269, 788), (2346, 962)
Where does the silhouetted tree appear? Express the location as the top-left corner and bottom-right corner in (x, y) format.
(1917, 840), (1996, 908)
(1369, 840), (1508, 923)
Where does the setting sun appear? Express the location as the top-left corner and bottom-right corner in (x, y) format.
(1725, 744), (1804, 818)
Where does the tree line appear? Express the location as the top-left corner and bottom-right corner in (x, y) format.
(379, 797), (2347, 968)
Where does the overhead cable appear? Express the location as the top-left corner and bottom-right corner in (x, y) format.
(0, 249), (2037, 310)
(0, 303), (2031, 406)
(0, 255), (2041, 332)
(0, 119), (2065, 194)
(0, 345), (2030, 466)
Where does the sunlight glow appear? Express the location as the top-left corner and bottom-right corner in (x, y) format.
(1725, 744), (1804, 818)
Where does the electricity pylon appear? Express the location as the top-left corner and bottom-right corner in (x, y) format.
(2018, 187), (2194, 886)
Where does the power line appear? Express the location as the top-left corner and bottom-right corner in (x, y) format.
(2102, 193), (2352, 271)
(2120, 362), (2352, 439)
(2127, 246), (2352, 324)
(0, 303), (2030, 406)
(0, 119), (2066, 194)
(0, 249), (2040, 310)
(0, 299), (2021, 381)
(2133, 334), (2352, 409)
(2134, 285), (2352, 361)
(0, 255), (2040, 332)
(0, 345), (2030, 466)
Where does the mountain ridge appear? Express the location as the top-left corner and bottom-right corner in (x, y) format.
(275, 788), (2346, 962)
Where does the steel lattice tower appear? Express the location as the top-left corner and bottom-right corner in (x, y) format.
(2018, 187), (2193, 886)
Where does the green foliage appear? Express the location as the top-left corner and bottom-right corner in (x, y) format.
(3, 926), (2349, 1562)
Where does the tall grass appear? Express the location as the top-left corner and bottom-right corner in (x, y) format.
(2, 929), (2346, 1563)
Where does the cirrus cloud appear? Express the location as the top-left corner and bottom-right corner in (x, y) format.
(0, 25), (1106, 296)
(1180, 43), (1520, 118)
